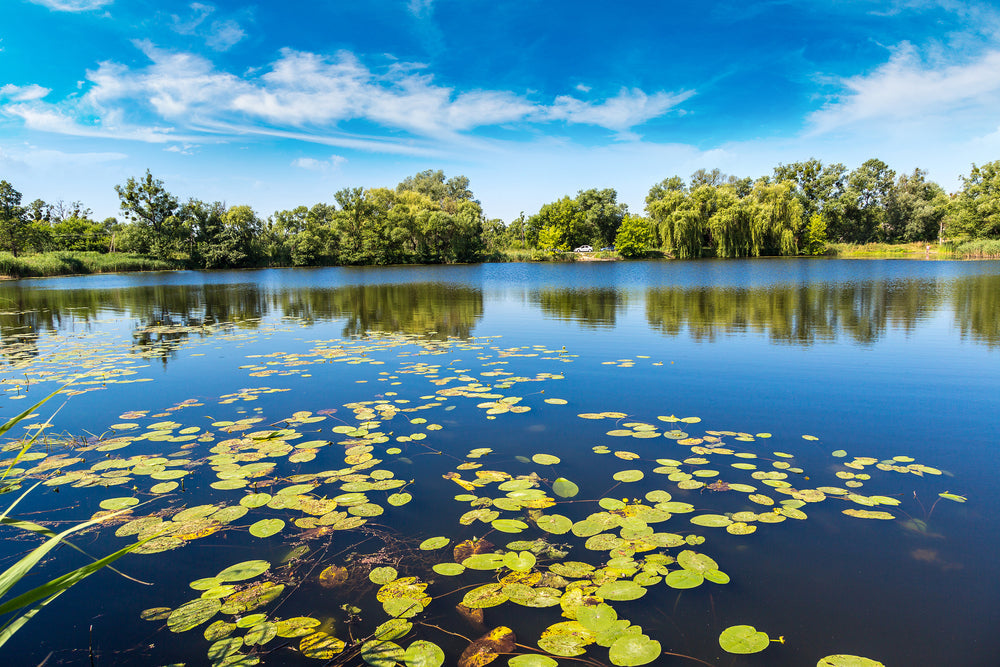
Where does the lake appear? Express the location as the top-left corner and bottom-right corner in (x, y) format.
(1, 258), (998, 667)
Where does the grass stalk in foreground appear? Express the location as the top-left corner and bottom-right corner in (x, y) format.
(0, 386), (154, 648)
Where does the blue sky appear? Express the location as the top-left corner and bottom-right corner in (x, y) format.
(2, 0), (1000, 222)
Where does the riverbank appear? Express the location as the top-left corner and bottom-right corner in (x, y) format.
(2, 243), (994, 280)
(0, 251), (181, 279)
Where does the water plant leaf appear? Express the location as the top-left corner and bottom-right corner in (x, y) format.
(276, 617), (320, 638)
(577, 603), (617, 633)
(248, 519), (284, 538)
(551, 477), (579, 498)
(536, 514), (572, 534)
(462, 584), (508, 609)
(537, 621), (595, 657)
(420, 536), (450, 550)
(608, 634), (661, 666)
(718, 625), (769, 654)
(817, 655), (885, 667)
(507, 656), (558, 667)
(404, 640), (446, 667)
(503, 551), (536, 572)
(664, 570), (703, 589)
(458, 626), (515, 667)
(938, 492), (967, 503)
(216, 560), (270, 582)
(595, 580), (646, 601)
(432, 563), (465, 576)
(98, 497), (139, 511)
(492, 518), (529, 533)
(532, 454), (560, 465)
(369, 566), (398, 584)
(300, 631), (346, 659)
(167, 598), (221, 633)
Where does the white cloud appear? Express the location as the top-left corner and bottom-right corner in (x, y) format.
(2, 42), (691, 150)
(206, 20), (245, 51)
(292, 155), (347, 171)
(170, 3), (246, 51)
(810, 42), (1000, 134)
(546, 88), (696, 134)
(407, 0), (434, 19)
(0, 83), (51, 101)
(26, 0), (112, 11)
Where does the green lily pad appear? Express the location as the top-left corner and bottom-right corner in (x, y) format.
(492, 518), (529, 533)
(608, 634), (661, 666)
(719, 625), (769, 654)
(552, 477), (579, 498)
(248, 518), (284, 538)
(404, 640), (445, 667)
(817, 656), (885, 667)
(536, 514), (572, 534)
(532, 453), (561, 465)
(664, 570), (703, 589)
(504, 551), (537, 572)
(508, 655), (559, 667)
(432, 562), (465, 576)
(217, 560), (270, 582)
(419, 536), (450, 550)
(613, 470), (644, 483)
(462, 583), (508, 608)
(369, 566), (398, 584)
(595, 580), (646, 601)
(167, 598), (221, 633)
(99, 496), (139, 511)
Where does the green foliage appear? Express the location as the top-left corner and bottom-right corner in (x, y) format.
(0, 181), (35, 257)
(949, 160), (1000, 240)
(804, 214), (828, 255)
(953, 238), (1000, 258)
(0, 251), (179, 278)
(614, 214), (654, 258)
(114, 170), (182, 260)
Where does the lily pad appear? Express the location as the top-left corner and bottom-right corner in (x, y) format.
(608, 634), (661, 666)
(248, 518), (284, 538)
(404, 640), (446, 667)
(719, 625), (769, 654)
(817, 656), (885, 667)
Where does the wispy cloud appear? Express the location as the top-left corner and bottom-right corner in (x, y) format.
(26, 0), (112, 11)
(292, 155), (347, 171)
(170, 2), (246, 51)
(809, 41), (1000, 134)
(2, 42), (690, 149)
(0, 83), (51, 101)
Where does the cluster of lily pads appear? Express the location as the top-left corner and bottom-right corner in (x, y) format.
(1, 330), (963, 666)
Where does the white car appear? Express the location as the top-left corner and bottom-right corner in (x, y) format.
(574, 245), (593, 252)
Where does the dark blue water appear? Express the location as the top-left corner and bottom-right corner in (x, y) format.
(1, 259), (997, 666)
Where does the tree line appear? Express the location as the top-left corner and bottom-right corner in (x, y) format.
(2, 159), (999, 266)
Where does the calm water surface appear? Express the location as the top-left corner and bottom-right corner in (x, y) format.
(1, 259), (997, 666)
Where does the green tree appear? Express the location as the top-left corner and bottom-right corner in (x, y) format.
(614, 214), (654, 257)
(0, 181), (33, 256)
(576, 188), (627, 247)
(114, 170), (181, 259)
(886, 169), (949, 242)
(833, 159), (896, 242)
(537, 224), (567, 252)
(949, 161), (1000, 239)
(803, 214), (828, 255)
(527, 196), (587, 249)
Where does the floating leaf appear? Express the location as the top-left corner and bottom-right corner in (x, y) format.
(420, 536), (450, 550)
(718, 625), (769, 654)
(690, 514), (732, 527)
(939, 492), (967, 503)
(99, 496), (139, 511)
(817, 656), (885, 667)
(300, 632), (346, 659)
(404, 640), (446, 667)
(458, 626), (515, 667)
(608, 634), (661, 666)
(277, 617), (321, 638)
(595, 580), (646, 601)
(492, 518), (529, 533)
(217, 560), (270, 582)
(664, 570), (703, 589)
(167, 598), (221, 633)
(508, 656), (558, 667)
(462, 584), (508, 609)
(432, 563), (465, 576)
(612, 470), (644, 483)
(503, 551), (537, 572)
(532, 454), (561, 465)
(249, 518), (284, 538)
(536, 514), (572, 535)
(537, 621), (595, 657)
(369, 566), (398, 584)
(552, 477), (579, 498)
